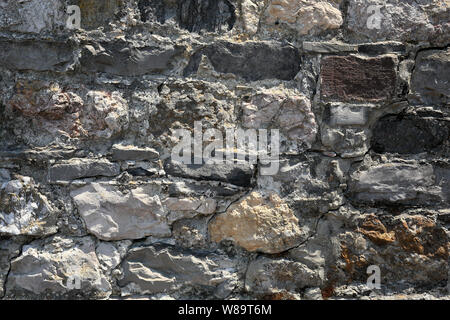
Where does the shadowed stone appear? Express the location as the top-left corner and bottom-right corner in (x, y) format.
(184, 41), (301, 81)
(80, 42), (183, 76)
(0, 41), (76, 72)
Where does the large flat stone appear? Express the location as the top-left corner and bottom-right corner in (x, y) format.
(320, 55), (397, 102)
(184, 41), (301, 81)
(80, 42), (182, 76)
(71, 183), (171, 241)
(49, 158), (120, 182)
(119, 244), (237, 297)
(5, 236), (111, 299)
(410, 48), (450, 106)
(209, 192), (304, 253)
(0, 41), (76, 72)
(348, 163), (444, 206)
(165, 159), (254, 187)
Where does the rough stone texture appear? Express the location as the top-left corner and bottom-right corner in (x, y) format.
(209, 192), (303, 253)
(139, 0), (236, 33)
(0, 41), (76, 72)
(5, 236), (111, 299)
(320, 55), (397, 102)
(348, 162), (445, 207)
(80, 42), (183, 76)
(184, 41), (301, 81)
(264, 0), (343, 36)
(118, 244), (238, 298)
(371, 108), (450, 155)
(245, 256), (324, 297)
(410, 48), (450, 106)
(347, 0), (450, 44)
(49, 158), (120, 182)
(71, 183), (171, 241)
(242, 89), (318, 148)
(0, 176), (57, 236)
(0, 0), (449, 301)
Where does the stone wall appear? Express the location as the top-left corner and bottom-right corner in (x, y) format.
(0, 0), (449, 300)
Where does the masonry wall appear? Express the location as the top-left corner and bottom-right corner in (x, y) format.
(0, 0), (449, 300)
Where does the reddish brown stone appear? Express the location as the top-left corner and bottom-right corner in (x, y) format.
(320, 55), (397, 102)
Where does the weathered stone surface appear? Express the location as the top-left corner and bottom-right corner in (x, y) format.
(71, 183), (171, 241)
(49, 158), (120, 182)
(139, 0), (236, 33)
(303, 41), (358, 53)
(76, 0), (122, 29)
(0, 239), (22, 297)
(0, 176), (57, 236)
(328, 105), (368, 126)
(347, 0), (450, 44)
(209, 192), (303, 253)
(340, 214), (449, 286)
(242, 89), (318, 148)
(111, 144), (159, 161)
(184, 41), (301, 81)
(80, 42), (182, 76)
(5, 236), (111, 299)
(358, 41), (406, 55)
(119, 244), (237, 297)
(264, 0), (343, 36)
(178, 0), (236, 33)
(6, 82), (129, 144)
(348, 162), (444, 206)
(0, 0), (65, 33)
(320, 55), (397, 102)
(165, 159), (254, 187)
(164, 197), (217, 223)
(371, 110), (450, 154)
(410, 48), (450, 106)
(0, 41), (76, 72)
(321, 127), (369, 158)
(245, 256), (324, 296)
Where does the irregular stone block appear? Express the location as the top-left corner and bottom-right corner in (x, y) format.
(111, 144), (159, 161)
(410, 48), (450, 106)
(76, 0), (122, 29)
(138, 0), (236, 33)
(342, 214), (449, 286)
(209, 192), (304, 253)
(347, 0), (450, 44)
(321, 127), (369, 158)
(0, 41), (76, 72)
(264, 0), (343, 36)
(184, 41), (301, 81)
(80, 42), (182, 76)
(49, 158), (120, 182)
(0, 0), (65, 33)
(178, 0), (236, 32)
(371, 111), (450, 154)
(0, 176), (57, 236)
(5, 236), (111, 299)
(0, 239), (23, 297)
(119, 244), (237, 296)
(71, 183), (171, 240)
(165, 159), (254, 187)
(245, 256), (324, 296)
(348, 163), (444, 206)
(242, 89), (317, 147)
(320, 55), (397, 102)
